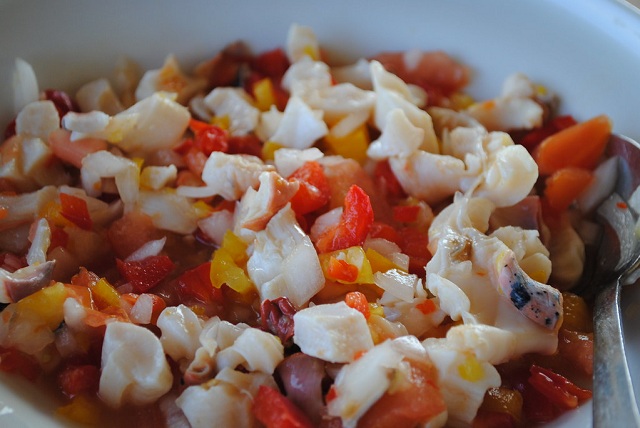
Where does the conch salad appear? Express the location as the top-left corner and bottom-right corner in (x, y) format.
(0, 23), (613, 427)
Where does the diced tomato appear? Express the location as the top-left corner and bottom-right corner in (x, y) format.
(357, 361), (446, 428)
(398, 226), (431, 276)
(289, 161), (331, 215)
(345, 291), (370, 319)
(528, 365), (592, 410)
(59, 193), (93, 230)
(183, 147), (210, 176)
(57, 364), (100, 399)
(371, 50), (470, 99)
(107, 211), (163, 259)
(0, 347), (41, 381)
(316, 185), (374, 253)
(175, 261), (224, 305)
(368, 222), (401, 245)
(227, 134), (263, 158)
(116, 255), (175, 293)
(393, 205), (420, 223)
(188, 120), (229, 155)
(49, 225), (69, 250)
(251, 48), (290, 79)
(374, 160), (405, 199)
(252, 385), (314, 428)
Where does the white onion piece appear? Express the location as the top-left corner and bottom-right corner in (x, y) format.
(13, 58), (39, 114)
(126, 237), (167, 262)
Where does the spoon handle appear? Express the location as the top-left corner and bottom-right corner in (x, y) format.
(593, 278), (640, 427)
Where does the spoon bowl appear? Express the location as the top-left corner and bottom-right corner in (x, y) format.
(580, 133), (640, 426)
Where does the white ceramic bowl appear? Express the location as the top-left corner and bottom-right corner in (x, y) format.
(1, 0), (639, 426)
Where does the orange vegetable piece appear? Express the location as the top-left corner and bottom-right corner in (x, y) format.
(345, 291), (370, 319)
(543, 168), (593, 212)
(533, 114), (612, 175)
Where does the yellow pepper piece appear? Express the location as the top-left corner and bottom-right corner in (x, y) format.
(210, 248), (253, 294)
(458, 354), (485, 382)
(90, 278), (120, 308)
(324, 124), (370, 165)
(369, 302), (384, 318)
(365, 248), (404, 273)
(192, 200), (214, 219)
(56, 395), (101, 425)
(39, 201), (73, 228)
(210, 115), (230, 130)
(262, 140), (283, 161)
(221, 230), (249, 265)
(15, 282), (66, 329)
(319, 246), (374, 284)
(253, 77), (276, 111)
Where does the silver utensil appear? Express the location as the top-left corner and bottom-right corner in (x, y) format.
(579, 134), (640, 427)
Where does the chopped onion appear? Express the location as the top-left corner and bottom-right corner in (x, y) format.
(13, 58), (39, 115)
(126, 237), (167, 262)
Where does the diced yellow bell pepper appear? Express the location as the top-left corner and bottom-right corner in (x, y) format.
(253, 77), (276, 111)
(39, 201), (73, 228)
(210, 248), (253, 294)
(324, 124), (370, 165)
(262, 140), (283, 161)
(365, 248), (405, 273)
(192, 200), (215, 219)
(369, 302), (384, 317)
(319, 246), (374, 284)
(458, 354), (485, 382)
(56, 395), (101, 425)
(210, 115), (230, 130)
(15, 282), (66, 329)
(221, 230), (249, 265)
(90, 278), (120, 309)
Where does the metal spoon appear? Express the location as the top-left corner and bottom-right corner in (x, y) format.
(577, 134), (640, 427)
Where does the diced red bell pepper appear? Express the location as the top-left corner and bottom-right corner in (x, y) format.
(59, 193), (93, 230)
(528, 365), (592, 410)
(175, 261), (224, 305)
(374, 160), (405, 199)
(327, 257), (359, 283)
(252, 385), (314, 428)
(368, 221), (401, 246)
(289, 161), (331, 215)
(316, 185), (374, 253)
(116, 255), (175, 293)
